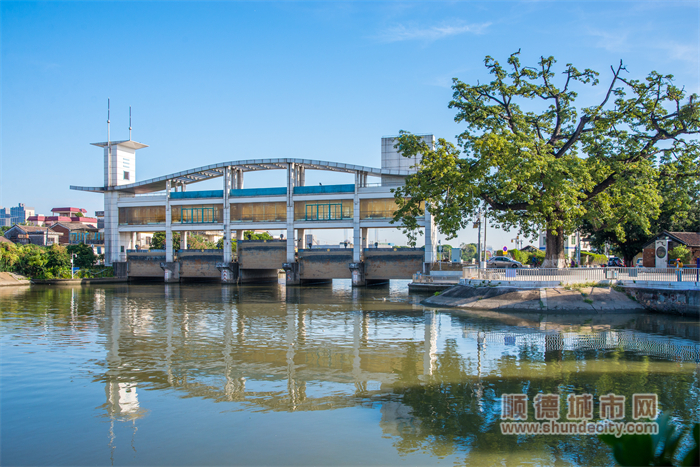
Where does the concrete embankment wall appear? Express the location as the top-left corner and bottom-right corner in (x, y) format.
(178, 250), (223, 279)
(299, 249), (352, 279)
(127, 252), (166, 278)
(424, 285), (646, 313)
(0, 272), (30, 287)
(364, 248), (424, 280)
(238, 240), (286, 270)
(623, 286), (699, 316)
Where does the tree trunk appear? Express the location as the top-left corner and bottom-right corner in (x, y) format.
(622, 254), (634, 267)
(542, 225), (567, 268)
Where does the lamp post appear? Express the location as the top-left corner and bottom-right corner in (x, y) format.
(70, 253), (75, 279)
(438, 240), (442, 271)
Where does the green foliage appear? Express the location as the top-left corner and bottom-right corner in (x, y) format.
(0, 242), (74, 278)
(460, 243), (478, 262)
(186, 234), (216, 250)
(599, 414), (698, 467)
(669, 245), (692, 264)
(67, 243), (96, 268)
(216, 237), (237, 253)
(582, 167), (699, 264)
(0, 226), (11, 235)
(439, 244), (452, 260)
(76, 266), (114, 278)
(580, 251), (608, 266)
(392, 52), (700, 268)
(150, 232), (180, 250)
(243, 231), (274, 241)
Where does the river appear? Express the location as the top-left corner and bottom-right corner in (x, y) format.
(1, 281), (698, 466)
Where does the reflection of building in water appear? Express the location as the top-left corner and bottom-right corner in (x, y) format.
(105, 381), (142, 419)
(102, 294), (147, 463)
(462, 327), (700, 362)
(423, 310), (437, 377)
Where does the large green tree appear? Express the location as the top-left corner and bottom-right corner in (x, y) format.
(393, 52), (699, 267)
(582, 166), (699, 264)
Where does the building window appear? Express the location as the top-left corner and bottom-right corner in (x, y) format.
(124, 171), (130, 180)
(118, 206), (166, 225)
(359, 199), (425, 220)
(304, 203), (344, 221)
(294, 199), (353, 221)
(171, 204), (224, 224)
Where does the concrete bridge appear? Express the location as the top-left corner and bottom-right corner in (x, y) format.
(73, 135), (438, 286)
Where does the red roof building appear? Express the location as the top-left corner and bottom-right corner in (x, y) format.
(28, 207), (97, 227)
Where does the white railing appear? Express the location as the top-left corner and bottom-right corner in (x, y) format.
(362, 182), (406, 188)
(412, 273), (461, 284)
(461, 267), (700, 284)
(119, 193), (167, 198)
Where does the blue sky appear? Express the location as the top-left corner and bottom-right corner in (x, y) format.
(2, 1), (698, 248)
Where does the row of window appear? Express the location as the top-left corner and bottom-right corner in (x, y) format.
(118, 199), (425, 225)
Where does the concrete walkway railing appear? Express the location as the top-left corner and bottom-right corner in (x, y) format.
(461, 267), (699, 284)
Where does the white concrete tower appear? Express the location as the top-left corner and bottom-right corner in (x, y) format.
(92, 140), (148, 265)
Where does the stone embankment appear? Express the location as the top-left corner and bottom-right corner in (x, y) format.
(422, 283), (698, 316)
(0, 272), (30, 288)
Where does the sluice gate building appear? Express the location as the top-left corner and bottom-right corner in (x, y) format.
(71, 136), (437, 285)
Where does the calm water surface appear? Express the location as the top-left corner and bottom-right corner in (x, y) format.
(1, 281), (698, 466)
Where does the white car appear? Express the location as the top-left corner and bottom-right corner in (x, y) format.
(486, 256), (524, 269)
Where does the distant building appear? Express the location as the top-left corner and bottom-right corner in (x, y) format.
(4, 225), (62, 246)
(0, 213), (10, 227)
(0, 203), (35, 226)
(27, 207), (98, 227)
(95, 211), (105, 229)
(50, 222), (102, 246)
(538, 231), (592, 255)
(640, 231), (700, 267)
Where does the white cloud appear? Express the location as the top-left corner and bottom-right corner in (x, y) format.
(376, 21), (491, 43)
(657, 41), (699, 64)
(587, 28), (631, 53)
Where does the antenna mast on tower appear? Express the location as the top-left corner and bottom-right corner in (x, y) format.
(107, 98), (112, 187)
(129, 106), (132, 140)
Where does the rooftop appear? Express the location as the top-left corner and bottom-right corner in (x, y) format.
(50, 222), (99, 231)
(71, 158), (411, 195)
(90, 140), (148, 150)
(51, 207), (88, 214)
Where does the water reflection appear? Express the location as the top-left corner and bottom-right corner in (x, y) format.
(1, 283), (698, 466)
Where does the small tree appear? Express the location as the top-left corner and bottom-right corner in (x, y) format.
(150, 232), (180, 250)
(460, 243), (478, 262)
(668, 245), (692, 265)
(67, 243), (97, 269)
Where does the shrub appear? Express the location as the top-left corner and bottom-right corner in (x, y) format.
(669, 245), (692, 264)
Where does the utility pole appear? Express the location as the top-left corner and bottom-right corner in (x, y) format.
(476, 211), (482, 267)
(483, 211), (488, 263)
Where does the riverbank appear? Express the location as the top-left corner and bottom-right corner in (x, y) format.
(0, 272), (31, 287)
(423, 283), (699, 316)
(423, 284), (646, 313)
(30, 277), (128, 285)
